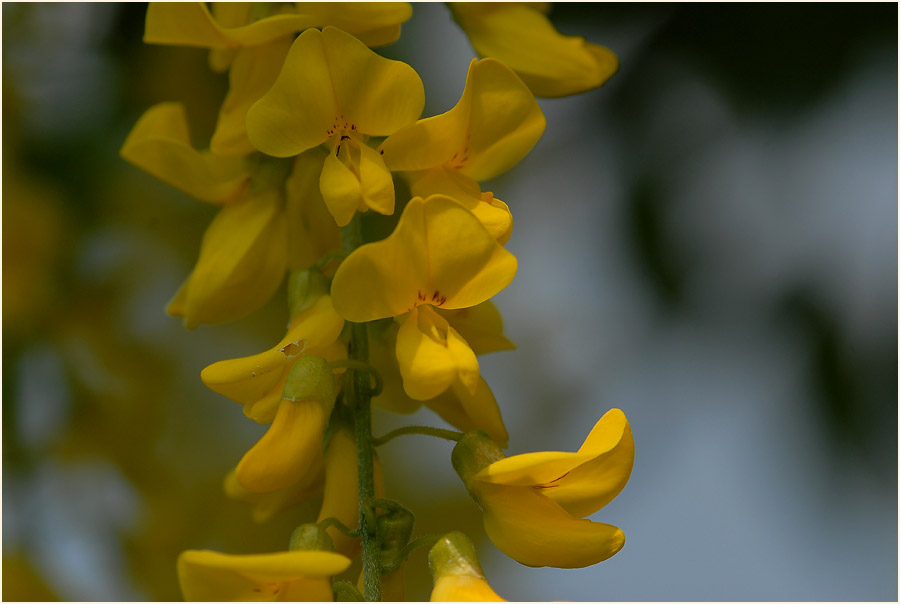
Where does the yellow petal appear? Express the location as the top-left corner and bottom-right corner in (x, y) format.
(201, 296), (345, 413)
(246, 28), (338, 157)
(432, 575), (506, 602)
(120, 102), (250, 203)
(438, 300), (514, 356)
(409, 168), (513, 244)
(246, 27), (423, 157)
(331, 195), (517, 322)
(293, 3), (412, 46)
(476, 482), (625, 568)
(450, 3), (618, 98)
(319, 148), (363, 227)
(177, 549), (350, 601)
(320, 26), (424, 136)
(543, 409), (634, 518)
(145, 2), (319, 49)
(170, 190), (286, 328)
(396, 306), (479, 401)
(317, 428), (361, 556)
(356, 140), (396, 216)
(380, 58), (544, 181)
(424, 378), (508, 447)
(370, 324), (423, 414)
(236, 399), (326, 493)
(210, 38), (293, 157)
(224, 456), (325, 523)
(284, 149), (342, 270)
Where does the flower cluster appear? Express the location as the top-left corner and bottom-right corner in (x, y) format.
(122, 3), (631, 601)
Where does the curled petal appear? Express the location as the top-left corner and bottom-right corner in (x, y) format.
(224, 456), (324, 523)
(450, 3), (618, 98)
(380, 58), (544, 181)
(473, 410), (633, 517)
(396, 306), (479, 401)
(120, 102), (249, 203)
(167, 190), (286, 328)
(476, 482), (625, 568)
(319, 138), (395, 226)
(331, 195), (517, 322)
(438, 300), (515, 356)
(236, 398), (327, 493)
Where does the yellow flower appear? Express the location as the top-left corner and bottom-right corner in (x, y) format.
(177, 549), (351, 601)
(316, 426), (386, 556)
(429, 532), (506, 602)
(380, 57), (545, 243)
(232, 355), (338, 493)
(121, 101), (293, 327)
(246, 26), (425, 226)
(331, 195), (517, 400)
(223, 461), (325, 523)
(448, 3), (619, 98)
(144, 2), (413, 156)
(452, 409), (634, 568)
(201, 295), (345, 424)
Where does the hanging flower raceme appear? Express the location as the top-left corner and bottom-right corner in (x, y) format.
(429, 532), (506, 602)
(144, 2), (413, 156)
(331, 195), (517, 403)
(246, 26), (425, 226)
(448, 2), (619, 98)
(452, 408), (635, 568)
(379, 57), (545, 244)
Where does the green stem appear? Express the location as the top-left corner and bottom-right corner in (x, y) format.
(342, 215), (382, 602)
(382, 534), (442, 573)
(328, 360), (383, 397)
(373, 425), (464, 447)
(318, 516), (359, 539)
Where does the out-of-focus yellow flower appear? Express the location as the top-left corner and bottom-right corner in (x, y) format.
(121, 101), (293, 327)
(331, 195), (516, 400)
(448, 2), (619, 98)
(246, 26), (424, 226)
(380, 58), (545, 244)
(429, 532), (506, 602)
(452, 409), (634, 568)
(144, 2), (413, 156)
(201, 295), (345, 424)
(177, 549), (351, 601)
(224, 460), (325, 523)
(316, 426), (386, 556)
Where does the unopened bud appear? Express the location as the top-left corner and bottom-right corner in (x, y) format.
(377, 503), (414, 566)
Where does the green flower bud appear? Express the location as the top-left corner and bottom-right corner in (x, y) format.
(451, 430), (505, 501)
(289, 524), (335, 552)
(377, 502), (414, 567)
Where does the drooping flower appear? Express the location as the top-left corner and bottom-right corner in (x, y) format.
(246, 26), (425, 226)
(429, 531), (506, 602)
(223, 459), (325, 523)
(452, 408), (634, 568)
(448, 3), (619, 98)
(144, 2), (413, 156)
(330, 195), (517, 400)
(177, 549), (351, 601)
(379, 57), (545, 244)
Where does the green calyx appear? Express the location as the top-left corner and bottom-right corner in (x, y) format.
(287, 269), (329, 322)
(428, 531), (485, 581)
(377, 502), (415, 568)
(451, 430), (505, 501)
(281, 355), (336, 415)
(289, 524), (335, 552)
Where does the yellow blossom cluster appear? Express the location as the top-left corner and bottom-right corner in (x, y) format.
(122, 3), (631, 601)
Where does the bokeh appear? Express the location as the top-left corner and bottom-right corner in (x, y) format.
(3, 3), (896, 601)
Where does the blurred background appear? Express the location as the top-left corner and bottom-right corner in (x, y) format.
(2, 3), (896, 601)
